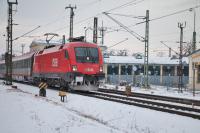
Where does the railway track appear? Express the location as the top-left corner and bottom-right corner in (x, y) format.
(74, 89), (200, 120)
(98, 88), (200, 106)
(3, 80), (200, 120)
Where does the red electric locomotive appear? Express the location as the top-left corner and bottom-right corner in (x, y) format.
(32, 41), (105, 91)
(0, 40), (105, 91)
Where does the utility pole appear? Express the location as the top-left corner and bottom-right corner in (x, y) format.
(21, 44), (25, 55)
(65, 4), (76, 42)
(144, 10), (149, 88)
(103, 11), (149, 88)
(93, 17), (98, 44)
(100, 21), (107, 45)
(62, 35), (66, 44)
(6, 0), (18, 85)
(169, 48), (172, 57)
(178, 22), (186, 93)
(189, 8), (196, 52)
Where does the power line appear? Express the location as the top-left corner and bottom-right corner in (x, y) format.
(160, 41), (179, 55)
(103, 12), (144, 41)
(52, 15), (97, 33)
(51, 0), (144, 33)
(106, 0), (144, 13)
(107, 4), (200, 37)
(76, 0), (103, 13)
(136, 4), (200, 25)
(34, 0), (102, 33)
(106, 13), (145, 19)
(13, 26), (41, 41)
(41, 10), (66, 27)
(107, 38), (128, 49)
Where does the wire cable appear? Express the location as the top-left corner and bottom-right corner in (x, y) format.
(13, 26), (41, 41)
(106, 12), (145, 19)
(107, 38), (128, 49)
(51, 0), (145, 33)
(106, 0), (144, 13)
(136, 5), (200, 25)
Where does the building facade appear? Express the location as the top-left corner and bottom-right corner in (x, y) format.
(189, 50), (200, 90)
(103, 56), (189, 87)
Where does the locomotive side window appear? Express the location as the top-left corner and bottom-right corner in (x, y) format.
(65, 50), (69, 59)
(75, 47), (99, 63)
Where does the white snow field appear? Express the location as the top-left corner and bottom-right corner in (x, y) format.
(0, 81), (200, 133)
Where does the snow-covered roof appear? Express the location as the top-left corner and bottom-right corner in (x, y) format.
(104, 56), (188, 65)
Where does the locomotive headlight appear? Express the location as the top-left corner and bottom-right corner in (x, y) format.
(72, 65), (77, 71)
(100, 66), (103, 72)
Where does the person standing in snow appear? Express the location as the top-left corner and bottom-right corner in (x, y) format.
(59, 87), (66, 102)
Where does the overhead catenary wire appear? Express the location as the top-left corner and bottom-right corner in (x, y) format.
(103, 12), (145, 42)
(106, 0), (144, 13)
(76, 0), (103, 13)
(28, 1), (102, 32)
(104, 4), (200, 37)
(136, 4), (200, 25)
(160, 41), (179, 55)
(13, 26), (41, 41)
(107, 38), (128, 49)
(41, 0), (102, 29)
(51, 0), (145, 33)
(106, 12), (145, 19)
(35, 0), (104, 33)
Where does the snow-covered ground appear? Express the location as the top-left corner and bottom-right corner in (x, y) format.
(0, 81), (200, 133)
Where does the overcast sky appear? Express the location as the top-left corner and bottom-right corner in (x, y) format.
(0, 0), (200, 56)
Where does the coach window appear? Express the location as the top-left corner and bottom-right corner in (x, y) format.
(65, 50), (69, 59)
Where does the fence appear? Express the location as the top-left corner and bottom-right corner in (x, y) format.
(106, 74), (189, 87)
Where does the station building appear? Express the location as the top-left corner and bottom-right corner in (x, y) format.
(188, 49), (200, 90)
(103, 55), (189, 87)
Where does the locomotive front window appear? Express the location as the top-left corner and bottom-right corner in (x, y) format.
(75, 47), (99, 63)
